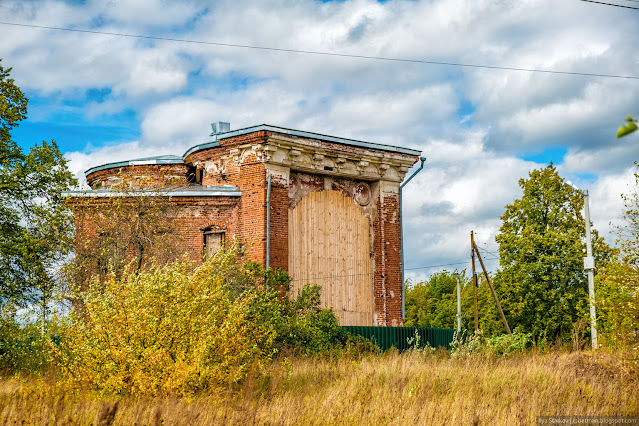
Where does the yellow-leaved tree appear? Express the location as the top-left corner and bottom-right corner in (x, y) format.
(51, 247), (277, 396)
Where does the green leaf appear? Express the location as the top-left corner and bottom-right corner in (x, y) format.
(617, 120), (638, 138)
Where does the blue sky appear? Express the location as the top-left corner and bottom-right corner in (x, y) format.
(1, 0), (638, 280)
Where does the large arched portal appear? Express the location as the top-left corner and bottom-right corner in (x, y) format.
(288, 190), (374, 326)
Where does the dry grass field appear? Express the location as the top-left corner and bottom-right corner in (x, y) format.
(1, 349), (637, 425)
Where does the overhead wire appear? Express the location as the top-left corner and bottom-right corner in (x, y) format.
(0, 21), (638, 80)
(577, 0), (639, 9)
(288, 254), (594, 283)
(405, 260), (477, 271)
(289, 257), (502, 283)
(476, 246), (500, 260)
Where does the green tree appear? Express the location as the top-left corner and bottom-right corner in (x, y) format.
(405, 270), (505, 335)
(405, 271), (459, 329)
(494, 165), (611, 341)
(0, 59), (76, 311)
(594, 165), (639, 347)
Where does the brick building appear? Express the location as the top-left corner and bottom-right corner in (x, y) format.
(69, 123), (421, 326)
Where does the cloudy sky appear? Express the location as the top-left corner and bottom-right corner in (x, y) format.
(1, 0), (638, 282)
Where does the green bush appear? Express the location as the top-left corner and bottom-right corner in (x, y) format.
(0, 314), (50, 375)
(451, 329), (532, 357)
(273, 285), (347, 353)
(485, 329), (533, 355)
(52, 245), (373, 395)
(235, 260), (374, 355)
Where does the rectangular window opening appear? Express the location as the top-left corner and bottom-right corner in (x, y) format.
(204, 231), (225, 259)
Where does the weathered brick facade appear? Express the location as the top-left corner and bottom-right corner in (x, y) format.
(71, 124), (420, 326)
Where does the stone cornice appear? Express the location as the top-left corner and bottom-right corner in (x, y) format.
(217, 134), (419, 182)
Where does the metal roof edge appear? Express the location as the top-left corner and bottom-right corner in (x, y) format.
(182, 124), (422, 158)
(63, 186), (242, 198)
(260, 125), (422, 156)
(182, 140), (221, 159)
(85, 156), (185, 177)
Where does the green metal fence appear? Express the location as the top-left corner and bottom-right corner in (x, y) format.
(343, 326), (457, 351)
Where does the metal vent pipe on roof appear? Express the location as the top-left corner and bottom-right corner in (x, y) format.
(211, 121), (230, 135)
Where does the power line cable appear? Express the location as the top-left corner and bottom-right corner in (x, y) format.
(405, 260), (471, 271)
(290, 271), (373, 283)
(470, 245), (499, 260)
(405, 258), (498, 272)
(577, 0), (639, 9)
(1, 21), (638, 80)
(289, 257), (503, 282)
(476, 245), (499, 257)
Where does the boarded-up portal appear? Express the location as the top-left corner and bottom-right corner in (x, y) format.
(288, 190), (373, 326)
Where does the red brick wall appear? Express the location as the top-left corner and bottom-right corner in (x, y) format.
(188, 131), (274, 266)
(191, 131), (268, 188)
(168, 197), (240, 260)
(237, 158), (267, 264)
(268, 183), (288, 270)
(69, 196), (239, 271)
(373, 193), (403, 326)
(76, 129), (412, 327)
(86, 164), (190, 189)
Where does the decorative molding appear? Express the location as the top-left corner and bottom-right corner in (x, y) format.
(215, 135), (418, 183)
(353, 182), (371, 206)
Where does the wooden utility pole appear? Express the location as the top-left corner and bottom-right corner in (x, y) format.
(472, 243), (512, 335)
(471, 231), (478, 331)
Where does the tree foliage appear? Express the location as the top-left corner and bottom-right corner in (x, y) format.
(53, 245), (371, 395)
(405, 270), (507, 335)
(617, 116), (638, 138)
(53, 253), (276, 395)
(494, 165), (611, 341)
(405, 271), (460, 329)
(594, 165), (639, 347)
(0, 311), (51, 375)
(0, 59), (77, 309)
(67, 190), (184, 288)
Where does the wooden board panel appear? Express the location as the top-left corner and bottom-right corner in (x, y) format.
(288, 190), (373, 326)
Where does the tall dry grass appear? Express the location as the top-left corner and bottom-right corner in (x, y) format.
(1, 349), (637, 425)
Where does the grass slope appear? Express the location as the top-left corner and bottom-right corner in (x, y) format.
(1, 350), (637, 425)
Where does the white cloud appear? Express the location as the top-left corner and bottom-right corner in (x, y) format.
(64, 140), (167, 185)
(562, 143), (639, 176)
(113, 50), (190, 96)
(402, 132), (540, 279)
(93, 0), (205, 28)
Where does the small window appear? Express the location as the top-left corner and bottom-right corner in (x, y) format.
(187, 165), (202, 184)
(204, 231), (225, 259)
